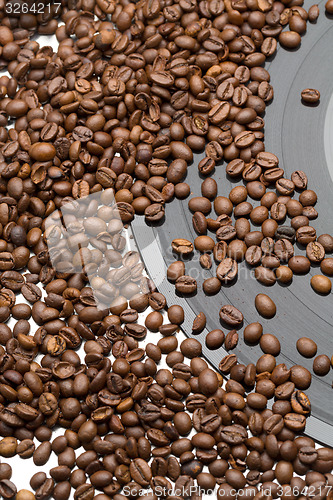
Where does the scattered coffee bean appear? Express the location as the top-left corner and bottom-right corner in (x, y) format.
(313, 355), (331, 376)
(255, 294), (277, 319)
(297, 337), (318, 358)
(310, 275), (332, 294)
(301, 88), (320, 103)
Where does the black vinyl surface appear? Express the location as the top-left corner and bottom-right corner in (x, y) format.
(132, 0), (333, 445)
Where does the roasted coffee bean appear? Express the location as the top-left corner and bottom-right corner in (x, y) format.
(244, 323), (263, 345)
(0, 2), (331, 497)
(225, 330), (239, 350)
(171, 239), (193, 255)
(317, 233), (333, 252)
(216, 258), (238, 282)
(301, 88), (320, 103)
(275, 225), (296, 243)
(290, 365), (312, 390)
(291, 390), (311, 415)
(310, 275), (332, 294)
(175, 276), (197, 295)
(288, 255), (311, 274)
(254, 266), (276, 285)
(296, 337), (317, 358)
(255, 294), (276, 319)
(193, 212), (208, 235)
(245, 245), (262, 266)
(219, 305), (243, 327)
(274, 239), (294, 261)
(167, 261), (185, 282)
(145, 204), (165, 222)
(200, 254), (212, 270)
(291, 170), (308, 190)
(313, 354), (331, 376)
(321, 258), (333, 276)
(205, 330), (225, 350)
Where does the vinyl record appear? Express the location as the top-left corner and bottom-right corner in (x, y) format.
(132, 0), (333, 446)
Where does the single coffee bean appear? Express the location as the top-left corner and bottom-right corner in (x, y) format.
(290, 365), (312, 390)
(219, 305), (243, 327)
(275, 225), (296, 243)
(225, 330), (239, 350)
(193, 212), (207, 235)
(167, 261), (185, 282)
(192, 312), (206, 335)
(203, 277), (221, 295)
(288, 255), (311, 274)
(171, 239), (193, 255)
(317, 233), (333, 252)
(321, 257), (333, 276)
(260, 333), (280, 355)
(254, 267), (276, 285)
(205, 329), (225, 350)
(216, 258), (238, 282)
(244, 322), (263, 345)
(313, 354), (331, 376)
(296, 337), (317, 358)
(175, 276), (197, 295)
(291, 390), (311, 415)
(200, 254), (212, 269)
(255, 294), (276, 319)
(310, 275), (332, 294)
(301, 88), (320, 103)
(279, 30), (301, 48)
(245, 246), (262, 266)
(219, 354), (238, 374)
(291, 170), (308, 190)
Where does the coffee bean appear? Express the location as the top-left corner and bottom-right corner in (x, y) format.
(200, 254), (212, 270)
(245, 246), (262, 266)
(275, 265), (293, 283)
(216, 258), (238, 283)
(296, 337), (317, 358)
(219, 354), (238, 374)
(279, 30), (301, 48)
(260, 333), (280, 355)
(301, 88), (320, 103)
(193, 212), (207, 235)
(175, 276), (197, 295)
(255, 294), (276, 319)
(225, 330), (239, 350)
(275, 225), (296, 243)
(310, 275), (332, 294)
(219, 305), (243, 327)
(171, 239), (193, 255)
(0, 480), (17, 499)
(254, 266), (276, 285)
(313, 355), (331, 376)
(0, 2), (331, 497)
(194, 235), (215, 252)
(290, 365), (312, 390)
(167, 261), (185, 282)
(205, 330), (225, 350)
(288, 255), (311, 274)
(244, 322), (263, 345)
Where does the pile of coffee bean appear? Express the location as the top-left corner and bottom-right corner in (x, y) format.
(0, 300), (332, 500)
(168, 171), (333, 297)
(0, 0), (332, 497)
